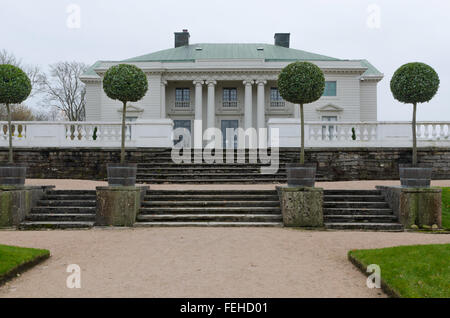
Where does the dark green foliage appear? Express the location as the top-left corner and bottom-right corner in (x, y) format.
(352, 127), (356, 140)
(0, 64), (32, 105)
(103, 64), (148, 103)
(277, 61), (325, 105)
(390, 62), (439, 104)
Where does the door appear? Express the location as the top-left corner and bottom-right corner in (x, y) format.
(221, 120), (239, 149)
(173, 120), (192, 147)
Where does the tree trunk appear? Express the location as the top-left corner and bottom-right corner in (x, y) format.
(412, 102), (417, 166)
(300, 103), (305, 165)
(6, 103), (13, 164)
(120, 101), (127, 164)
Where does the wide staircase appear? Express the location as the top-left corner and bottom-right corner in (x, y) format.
(135, 189), (283, 227)
(19, 190), (96, 230)
(135, 149), (326, 184)
(323, 189), (403, 231)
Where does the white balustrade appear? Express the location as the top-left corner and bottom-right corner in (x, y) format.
(0, 119), (448, 149)
(267, 119), (450, 148)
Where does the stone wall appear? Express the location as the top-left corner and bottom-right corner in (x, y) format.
(0, 147), (448, 181)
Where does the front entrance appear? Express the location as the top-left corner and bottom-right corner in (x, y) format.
(221, 120), (239, 149)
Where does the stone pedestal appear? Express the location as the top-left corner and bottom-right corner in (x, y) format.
(0, 185), (52, 228)
(277, 186), (324, 227)
(377, 186), (442, 229)
(96, 186), (148, 227)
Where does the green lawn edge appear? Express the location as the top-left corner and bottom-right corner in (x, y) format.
(0, 244), (50, 286)
(348, 244), (450, 298)
(348, 251), (401, 298)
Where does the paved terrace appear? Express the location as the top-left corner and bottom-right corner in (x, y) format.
(25, 179), (450, 190)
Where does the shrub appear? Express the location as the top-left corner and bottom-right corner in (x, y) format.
(390, 63), (439, 165)
(103, 64), (148, 164)
(0, 64), (32, 163)
(278, 62), (325, 164)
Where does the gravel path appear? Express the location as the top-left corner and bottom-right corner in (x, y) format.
(0, 228), (449, 298)
(25, 179), (450, 190)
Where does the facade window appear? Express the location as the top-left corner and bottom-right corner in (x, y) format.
(223, 88), (238, 108)
(175, 88), (190, 108)
(323, 81), (337, 96)
(270, 87), (285, 107)
(173, 119), (192, 146)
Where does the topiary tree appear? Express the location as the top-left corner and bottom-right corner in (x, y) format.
(278, 61), (325, 164)
(103, 64), (148, 164)
(390, 62), (440, 166)
(0, 64), (32, 163)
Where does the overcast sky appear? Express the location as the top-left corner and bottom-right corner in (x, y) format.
(1, 0), (449, 121)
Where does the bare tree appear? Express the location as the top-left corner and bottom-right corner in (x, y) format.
(0, 49), (43, 97)
(40, 61), (88, 121)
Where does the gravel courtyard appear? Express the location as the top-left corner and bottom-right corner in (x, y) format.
(1, 228), (449, 298)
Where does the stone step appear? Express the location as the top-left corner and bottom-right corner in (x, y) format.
(142, 201), (281, 207)
(323, 208), (394, 215)
(138, 166), (287, 170)
(30, 207), (97, 214)
(25, 213), (96, 222)
(19, 221), (95, 230)
(323, 202), (390, 209)
(140, 207), (281, 214)
(44, 195), (97, 200)
(324, 215), (398, 223)
(137, 214), (282, 222)
(137, 173), (288, 179)
(36, 200), (96, 207)
(134, 221), (283, 227)
(323, 190), (382, 196)
(323, 195), (385, 202)
(46, 190), (96, 195)
(147, 190), (278, 195)
(136, 178), (290, 184)
(324, 222), (404, 231)
(144, 194), (280, 201)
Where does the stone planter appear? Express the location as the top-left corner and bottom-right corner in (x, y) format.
(0, 165), (27, 186)
(399, 165), (432, 188)
(107, 164), (137, 186)
(286, 163), (316, 187)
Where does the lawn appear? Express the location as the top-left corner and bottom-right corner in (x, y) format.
(0, 244), (50, 285)
(442, 187), (450, 230)
(349, 244), (450, 298)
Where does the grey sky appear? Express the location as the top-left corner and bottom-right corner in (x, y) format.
(0, 0), (448, 121)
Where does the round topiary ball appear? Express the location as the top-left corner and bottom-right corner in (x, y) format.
(103, 64), (148, 103)
(390, 62), (439, 104)
(0, 64), (32, 105)
(278, 61), (325, 105)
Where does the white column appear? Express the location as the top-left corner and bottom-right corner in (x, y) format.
(256, 80), (267, 130)
(243, 80), (254, 130)
(206, 80), (216, 129)
(160, 80), (167, 118)
(193, 80), (204, 149)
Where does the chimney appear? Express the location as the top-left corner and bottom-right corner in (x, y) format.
(274, 33), (290, 48)
(175, 29), (190, 48)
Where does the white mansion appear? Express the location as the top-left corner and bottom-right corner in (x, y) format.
(79, 31), (386, 147)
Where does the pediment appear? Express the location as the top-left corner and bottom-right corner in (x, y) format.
(316, 103), (343, 112)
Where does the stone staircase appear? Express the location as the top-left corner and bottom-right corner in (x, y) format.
(19, 190), (96, 230)
(135, 189), (283, 227)
(136, 149), (326, 184)
(323, 190), (403, 231)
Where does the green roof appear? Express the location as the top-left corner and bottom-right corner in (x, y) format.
(82, 44), (382, 78)
(124, 43), (340, 62)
